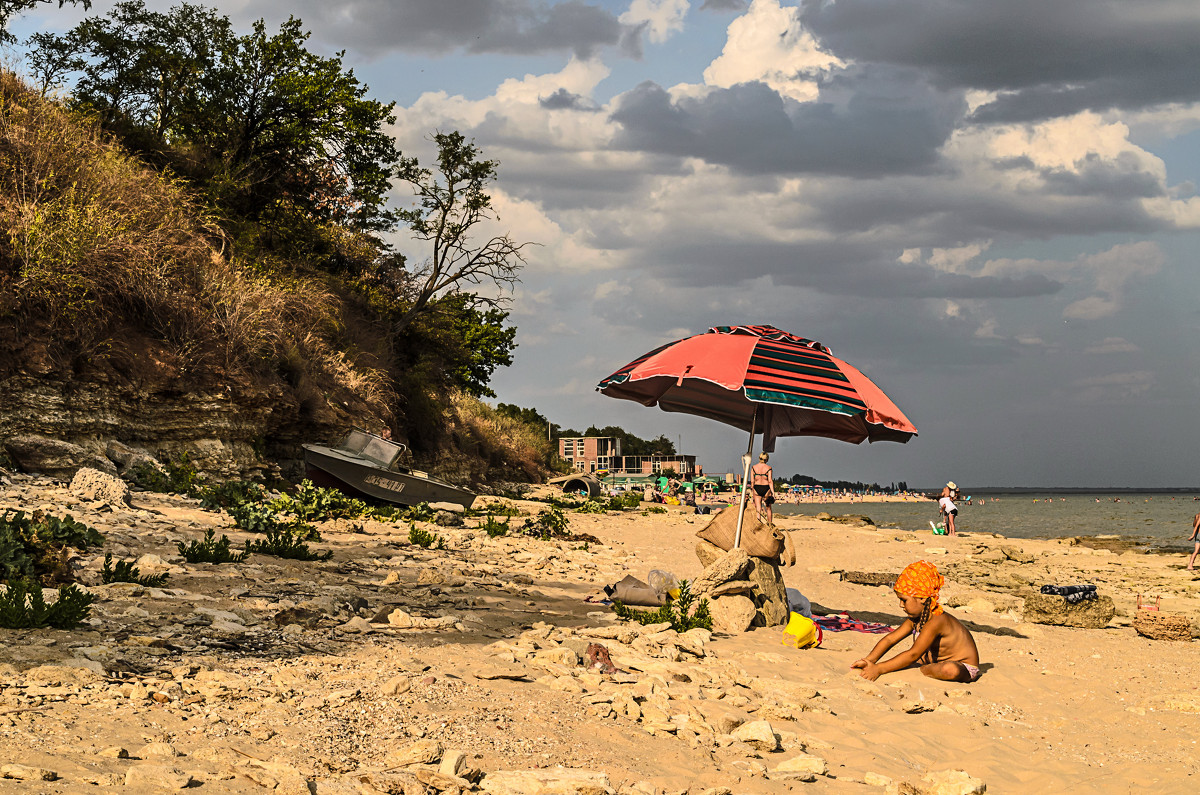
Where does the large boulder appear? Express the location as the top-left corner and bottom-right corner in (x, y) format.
(693, 542), (789, 628)
(104, 440), (159, 474)
(692, 548), (752, 596)
(746, 556), (790, 627)
(3, 435), (116, 479)
(1022, 593), (1115, 628)
(69, 467), (131, 507)
(709, 595), (757, 634)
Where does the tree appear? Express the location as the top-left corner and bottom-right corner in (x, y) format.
(395, 292), (517, 399)
(497, 404), (549, 429)
(1, 1), (89, 44)
(391, 131), (528, 334)
(32, 2), (401, 232)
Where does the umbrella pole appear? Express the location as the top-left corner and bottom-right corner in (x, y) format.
(734, 407), (758, 549)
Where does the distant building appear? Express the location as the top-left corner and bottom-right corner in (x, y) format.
(558, 436), (702, 477)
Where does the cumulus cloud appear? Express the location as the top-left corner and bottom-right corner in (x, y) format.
(703, 0), (841, 102)
(232, 0), (641, 59)
(799, 0), (1200, 123)
(610, 64), (966, 176)
(619, 0), (690, 44)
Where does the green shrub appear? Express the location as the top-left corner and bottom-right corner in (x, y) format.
(0, 510), (104, 585)
(227, 503), (320, 541)
(520, 506), (570, 540)
(643, 505), (667, 515)
(404, 502), (435, 522)
(177, 530), (247, 564)
(0, 580), (95, 629)
(408, 524), (444, 549)
(612, 580), (711, 633)
(197, 480), (265, 511)
(481, 514), (509, 537)
(101, 553), (168, 587)
(574, 500), (608, 514)
(608, 491), (642, 510)
(487, 501), (521, 518)
(244, 527), (332, 561)
(130, 453), (202, 495)
(270, 480), (370, 522)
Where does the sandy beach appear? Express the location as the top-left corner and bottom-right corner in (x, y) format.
(1, 475), (1198, 794)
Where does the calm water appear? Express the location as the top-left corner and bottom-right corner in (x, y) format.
(774, 492), (1200, 552)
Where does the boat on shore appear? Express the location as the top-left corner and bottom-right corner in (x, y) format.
(302, 429), (476, 509)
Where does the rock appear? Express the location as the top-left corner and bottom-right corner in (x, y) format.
(695, 702), (750, 734)
(899, 699), (939, 714)
(694, 540), (725, 569)
(98, 747), (130, 759)
(274, 607), (323, 628)
(381, 675), (412, 695)
(430, 501), (466, 514)
(340, 616), (374, 633)
(434, 511), (464, 527)
(731, 720), (779, 752)
(384, 739), (443, 767)
(140, 741), (180, 758)
(1022, 594), (1115, 628)
(772, 753), (827, 778)
(692, 549), (752, 596)
(104, 440), (159, 473)
(4, 435), (117, 479)
(480, 769), (613, 795)
(709, 595), (757, 634)
(745, 556), (789, 627)
(1000, 546), (1035, 564)
(69, 466), (131, 506)
(920, 769), (987, 795)
(124, 765), (194, 789)
(710, 580), (754, 596)
(1, 764), (57, 781)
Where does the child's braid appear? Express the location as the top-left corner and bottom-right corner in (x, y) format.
(915, 597), (933, 635)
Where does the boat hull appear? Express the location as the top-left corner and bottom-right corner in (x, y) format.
(302, 445), (476, 509)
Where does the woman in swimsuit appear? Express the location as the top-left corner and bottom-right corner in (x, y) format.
(750, 452), (775, 525)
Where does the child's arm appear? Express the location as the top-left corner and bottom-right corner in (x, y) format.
(854, 617), (943, 681)
(851, 620), (912, 672)
(1192, 513), (1200, 538)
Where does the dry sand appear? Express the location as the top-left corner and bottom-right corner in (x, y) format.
(1, 475), (1198, 794)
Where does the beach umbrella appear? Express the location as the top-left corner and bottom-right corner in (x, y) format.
(597, 324), (917, 546)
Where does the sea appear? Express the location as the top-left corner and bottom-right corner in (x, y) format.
(774, 491), (1200, 554)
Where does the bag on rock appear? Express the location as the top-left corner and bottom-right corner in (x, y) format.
(696, 504), (787, 562)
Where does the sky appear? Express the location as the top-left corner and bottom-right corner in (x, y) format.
(13, 0), (1200, 488)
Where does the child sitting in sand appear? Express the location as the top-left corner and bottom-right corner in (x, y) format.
(851, 560), (981, 683)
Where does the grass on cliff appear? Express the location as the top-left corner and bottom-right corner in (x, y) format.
(0, 70), (394, 420)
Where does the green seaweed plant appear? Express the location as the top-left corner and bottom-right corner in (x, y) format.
(177, 530), (247, 564)
(611, 580), (712, 633)
(101, 553), (168, 587)
(0, 580), (95, 629)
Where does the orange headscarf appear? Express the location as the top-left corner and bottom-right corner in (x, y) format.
(895, 560), (945, 616)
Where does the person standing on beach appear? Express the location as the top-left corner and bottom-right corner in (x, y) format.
(750, 452), (775, 525)
(938, 482), (958, 536)
(1188, 513), (1200, 571)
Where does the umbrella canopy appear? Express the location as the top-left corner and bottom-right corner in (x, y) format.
(597, 324), (916, 451)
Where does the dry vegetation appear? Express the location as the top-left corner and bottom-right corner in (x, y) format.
(0, 71), (548, 483)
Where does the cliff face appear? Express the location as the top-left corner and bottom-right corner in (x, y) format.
(0, 373), (363, 481)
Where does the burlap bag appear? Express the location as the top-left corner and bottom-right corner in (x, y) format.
(696, 503), (794, 565)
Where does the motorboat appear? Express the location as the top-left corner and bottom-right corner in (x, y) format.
(302, 429), (476, 509)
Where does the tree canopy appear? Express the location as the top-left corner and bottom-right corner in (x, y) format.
(32, 2), (401, 232)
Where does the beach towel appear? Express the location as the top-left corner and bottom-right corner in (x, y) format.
(814, 615), (894, 634)
(1039, 584), (1098, 604)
